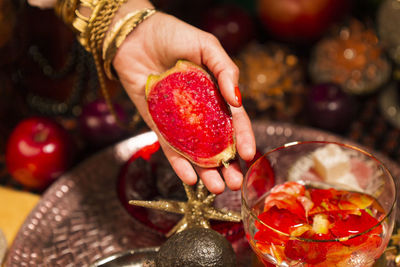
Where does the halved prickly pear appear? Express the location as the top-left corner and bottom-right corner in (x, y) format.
(145, 60), (236, 168)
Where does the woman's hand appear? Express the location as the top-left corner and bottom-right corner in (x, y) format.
(113, 10), (256, 194)
(26, 0), (256, 194)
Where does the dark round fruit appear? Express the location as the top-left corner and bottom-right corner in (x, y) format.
(78, 99), (129, 147)
(201, 4), (255, 55)
(306, 83), (358, 132)
(155, 227), (236, 267)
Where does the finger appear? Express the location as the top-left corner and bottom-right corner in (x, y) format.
(160, 140), (198, 186)
(231, 105), (256, 161)
(197, 33), (241, 107)
(194, 166), (226, 194)
(221, 161), (243, 191)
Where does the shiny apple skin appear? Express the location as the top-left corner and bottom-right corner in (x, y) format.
(257, 0), (350, 43)
(5, 117), (75, 189)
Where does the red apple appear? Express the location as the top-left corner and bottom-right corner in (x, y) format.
(5, 117), (76, 189)
(201, 4), (255, 55)
(257, 0), (350, 43)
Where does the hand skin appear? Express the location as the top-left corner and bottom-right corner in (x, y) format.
(113, 6), (256, 194)
(26, 0), (257, 194)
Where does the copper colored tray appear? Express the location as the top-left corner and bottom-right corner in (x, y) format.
(5, 121), (400, 266)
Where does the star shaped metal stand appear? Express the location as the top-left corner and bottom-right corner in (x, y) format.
(129, 180), (241, 237)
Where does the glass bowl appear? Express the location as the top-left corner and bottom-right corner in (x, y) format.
(241, 141), (397, 266)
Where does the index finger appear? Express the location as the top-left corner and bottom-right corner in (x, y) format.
(186, 32), (241, 108)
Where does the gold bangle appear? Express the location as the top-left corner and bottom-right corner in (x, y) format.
(102, 8), (156, 80)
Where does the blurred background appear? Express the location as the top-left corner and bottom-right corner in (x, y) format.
(1, 0), (400, 193)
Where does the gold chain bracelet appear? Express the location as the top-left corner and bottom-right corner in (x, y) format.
(72, 0), (126, 52)
(55, 0), (154, 130)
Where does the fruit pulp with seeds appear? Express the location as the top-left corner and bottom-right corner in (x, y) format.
(147, 69), (234, 161)
(248, 181), (388, 266)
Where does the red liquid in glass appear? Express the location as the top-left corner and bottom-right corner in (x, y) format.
(251, 181), (386, 266)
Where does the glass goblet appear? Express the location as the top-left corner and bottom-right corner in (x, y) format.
(241, 141), (397, 266)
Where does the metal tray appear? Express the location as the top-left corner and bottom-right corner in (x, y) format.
(5, 121), (400, 266)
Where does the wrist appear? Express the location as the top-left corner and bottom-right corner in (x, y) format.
(104, 0), (154, 51)
(102, 1), (156, 79)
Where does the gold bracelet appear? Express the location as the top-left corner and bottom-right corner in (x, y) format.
(54, 0), (79, 27)
(54, 0), (143, 130)
(102, 8), (156, 80)
(71, 0), (126, 52)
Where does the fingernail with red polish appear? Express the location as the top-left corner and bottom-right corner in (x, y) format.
(235, 86), (242, 106)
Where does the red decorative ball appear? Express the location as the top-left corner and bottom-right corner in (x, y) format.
(257, 0), (349, 43)
(5, 117), (76, 189)
(201, 4), (255, 55)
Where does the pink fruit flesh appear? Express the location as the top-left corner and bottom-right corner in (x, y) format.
(146, 61), (235, 167)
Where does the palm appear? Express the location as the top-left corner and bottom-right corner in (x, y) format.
(113, 12), (255, 194)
